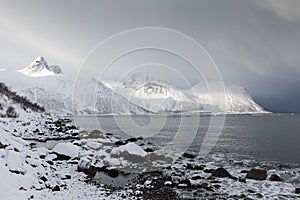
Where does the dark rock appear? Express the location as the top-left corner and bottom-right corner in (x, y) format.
(241, 170), (249, 174)
(68, 125), (77, 130)
(61, 174), (71, 180)
(194, 165), (205, 170)
(204, 169), (215, 174)
(191, 175), (202, 180)
(33, 129), (40, 133)
(144, 148), (154, 153)
(40, 176), (48, 182)
(9, 170), (26, 175)
(46, 160), (54, 165)
(256, 193), (263, 198)
(126, 138), (138, 143)
(186, 163), (194, 170)
(269, 174), (282, 182)
(39, 155), (46, 159)
(206, 176), (215, 180)
(114, 140), (127, 146)
(0, 142), (8, 149)
(239, 177), (247, 183)
(199, 183), (214, 191)
(56, 127), (64, 132)
(185, 163), (204, 170)
(29, 143), (36, 148)
(295, 188), (300, 194)
(213, 184), (221, 189)
(53, 153), (71, 161)
(19, 187), (27, 191)
(77, 163), (97, 178)
(182, 153), (196, 159)
(199, 183), (208, 188)
(212, 167), (232, 178)
(165, 166), (171, 170)
(52, 185), (60, 191)
(246, 169), (267, 181)
(106, 169), (120, 178)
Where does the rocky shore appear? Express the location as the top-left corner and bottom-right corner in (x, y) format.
(0, 116), (300, 199)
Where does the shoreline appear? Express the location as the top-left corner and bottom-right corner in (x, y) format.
(0, 115), (300, 199)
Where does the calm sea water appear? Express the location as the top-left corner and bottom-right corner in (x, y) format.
(73, 114), (300, 164)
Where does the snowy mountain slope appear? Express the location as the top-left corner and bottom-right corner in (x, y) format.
(103, 74), (203, 113)
(103, 74), (268, 114)
(1, 67), (149, 115)
(0, 57), (267, 115)
(186, 82), (267, 114)
(18, 56), (63, 77)
(0, 82), (44, 118)
(72, 77), (150, 115)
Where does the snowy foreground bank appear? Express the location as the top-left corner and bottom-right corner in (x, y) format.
(0, 116), (300, 200)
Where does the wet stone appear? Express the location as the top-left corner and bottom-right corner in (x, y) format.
(246, 169), (267, 181)
(269, 174), (282, 182)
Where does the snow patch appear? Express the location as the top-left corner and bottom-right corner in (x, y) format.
(52, 143), (79, 159)
(111, 142), (148, 158)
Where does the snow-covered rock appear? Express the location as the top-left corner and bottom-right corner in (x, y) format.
(111, 142), (148, 158)
(52, 143), (79, 159)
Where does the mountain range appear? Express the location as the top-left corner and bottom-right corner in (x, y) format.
(0, 57), (268, 115)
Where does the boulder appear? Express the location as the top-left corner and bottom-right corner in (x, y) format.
(52, 143), (79, 160)
(77, 156), (97, 177)
(269, 174), (282, 182)
(0, 141), (8, 149)
(111, 142), (147, 159)
(295, 188), (300, 194)
(212, 167), (232, 178)
(182, 153), (196, 159)
(246, 169), (267, 181)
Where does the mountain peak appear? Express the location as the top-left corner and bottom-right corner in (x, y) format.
(34, 56), (46, 62)
(18, 56), (63, 77)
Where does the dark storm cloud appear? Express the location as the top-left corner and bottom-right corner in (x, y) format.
(0, 0), (299, 112)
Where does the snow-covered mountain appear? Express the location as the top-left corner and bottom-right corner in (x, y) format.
(0, 82), (44, 118)
(103, 74), (268, 114)
(18, 56), (63, 77)
(0, 57), (268, 115)
(186, 83), (266, 114)
(103, 74), (203, 113)
(0, 58), (149, 115)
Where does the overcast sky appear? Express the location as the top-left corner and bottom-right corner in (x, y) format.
(0, 0), (300, 113)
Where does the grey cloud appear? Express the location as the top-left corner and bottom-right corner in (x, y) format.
(0, 0), (299, 112)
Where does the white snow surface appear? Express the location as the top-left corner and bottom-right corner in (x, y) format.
(52, 143), (79, 158)
(111, 142), (148, 157)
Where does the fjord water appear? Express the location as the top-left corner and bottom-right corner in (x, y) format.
(74, 114), (300, 165)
